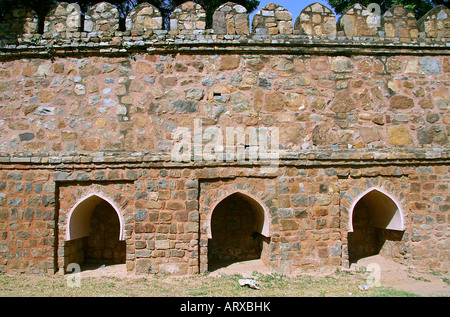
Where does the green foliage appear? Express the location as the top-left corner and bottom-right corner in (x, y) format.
(326, 0), (449, 19)
(0, 0), (56, 21)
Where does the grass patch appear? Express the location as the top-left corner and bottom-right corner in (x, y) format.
(0, 271), (425, 297)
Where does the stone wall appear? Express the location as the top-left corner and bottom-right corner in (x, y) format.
(0, 2), (448, 275)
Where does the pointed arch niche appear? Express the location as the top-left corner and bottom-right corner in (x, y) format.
(348, 187), (405, 233)
(348, 187), (406, 264)
(64, 193), (126, 270)
(206, 190), (271, 272)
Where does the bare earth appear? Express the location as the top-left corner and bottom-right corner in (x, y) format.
(349, 255), (449, 297)
(79, 255), (449, 297)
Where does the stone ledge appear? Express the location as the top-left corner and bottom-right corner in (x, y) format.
(1, 34), (449, 60)
(0, 148), (447, 168)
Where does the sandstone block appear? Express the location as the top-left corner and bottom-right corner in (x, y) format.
(219, 55), (240, 71)
(264, 92), (285, 112)
(280, 219), (298, 231)
(80, 137), (100, 151)
(390, 95), (414, 109)
(388, 125), (413, 146)
(332, 57), (353, 73)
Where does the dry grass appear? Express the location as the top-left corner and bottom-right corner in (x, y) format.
(0, 269), (422, 297)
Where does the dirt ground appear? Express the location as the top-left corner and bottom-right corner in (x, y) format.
(349, 255), (449, 297)
(78, 255), (449, 297)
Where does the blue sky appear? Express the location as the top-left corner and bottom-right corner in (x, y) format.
(251, 0), (335, 20)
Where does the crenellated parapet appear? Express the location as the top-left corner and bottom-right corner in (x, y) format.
(125, 2), (162, 35)
(381, 6), (419, 39)
(252, 2), (293, 35)
(418, 5), (450, 38)
(170, 1), (206, 35)
(84, 2), (120, 36)
(213, 2), (249, 35)
(43, 3), (81, 39)
(295, 2), (336, 37)
(0, 6), (39, 41)
(337, 3), (379, 37)
(0, 2), (448, 52)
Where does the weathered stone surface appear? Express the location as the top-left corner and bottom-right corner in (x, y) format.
(388, 125), (413, 145)
(390, 95), (415, 109)
(252, 3), (293, 35)
(170, 1), (206, 34)
(44, 2), (81, 38)
(84, 2), (119, 35)
(332, 56), (353, 73)
(358, 126), (380, 144)
(231, 92), (250, 112)
(417, 125), (448, 145)
(295, 2), (336, 37)
(279, 219), (298, 231)
(420, 57), (442, 74)
(264, 92), (285, 112)
(0, 3), (448, 277)
(382, 6), (419, 38)
(172, 100), (199, 113)
(126, 3), (162, 33)
(418, 5), (450, 38)
(219, 55), (240, 71)
(213, 2), (249, 35)
(337, 3), (378, 37)
(80, 137), (101, 151)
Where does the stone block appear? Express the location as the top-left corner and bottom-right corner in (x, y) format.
(279, 219), (298, 230)
(135, 258), (153, 274)
(420, 57), (441, 74)
(172, 100), (199, 113)
(390, 95), (414, 109)
(387, 125), (413, 146)
(155, 240), (170, 249)
(160, 263), (188, 275)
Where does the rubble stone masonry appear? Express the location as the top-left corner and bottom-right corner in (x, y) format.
(0, 2), (448, 275)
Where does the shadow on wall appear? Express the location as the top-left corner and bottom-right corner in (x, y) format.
(64, 195), (126, 271)
(348, 189), (406, 264)
(207, 192), (270, 272)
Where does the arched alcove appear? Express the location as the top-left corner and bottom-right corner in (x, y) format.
(348, 188), (405, 264)
(207, 191), (270, 271)
(64, 194), (126, 270)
